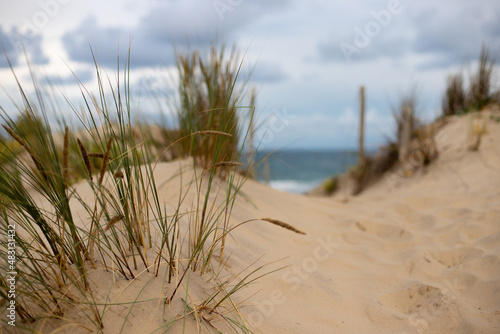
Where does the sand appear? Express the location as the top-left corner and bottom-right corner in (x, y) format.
(14, 108), (500, 333)
(228, 109), (500, 333)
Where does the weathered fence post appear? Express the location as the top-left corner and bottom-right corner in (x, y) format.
(359, 85), (365, 166)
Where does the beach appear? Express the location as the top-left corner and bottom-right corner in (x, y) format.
(211, 109), (500, 333)
(20, 107), (497, 333)
(1, 2), (499, 332)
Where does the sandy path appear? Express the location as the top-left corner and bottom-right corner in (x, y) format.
(220, 109), (500, 333)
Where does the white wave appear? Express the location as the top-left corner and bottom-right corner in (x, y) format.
(268, 179), (322, 194)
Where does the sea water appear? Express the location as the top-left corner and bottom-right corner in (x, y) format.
(252, 149), (359, 194)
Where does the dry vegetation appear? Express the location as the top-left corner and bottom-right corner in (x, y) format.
(0, 44), (290, 333)
(442, 44), (498, 152)
(443, 44), (497, 116)
(348, 88), (435, 195)
(324, 44), (497, 196)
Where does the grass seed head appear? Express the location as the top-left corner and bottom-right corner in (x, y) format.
(210, 161), (244, 169)
(261, 218), (306, 235)
(2, 124), (49, 183)
(77, 138), (93, 181)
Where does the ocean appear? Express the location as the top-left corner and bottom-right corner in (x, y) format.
(252, 149), (359, 194)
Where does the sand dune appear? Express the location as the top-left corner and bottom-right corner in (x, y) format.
(214, 109), (500, 333)
(18, 109), (500, 333)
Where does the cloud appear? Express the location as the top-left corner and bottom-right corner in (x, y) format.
(246, 62), (288, 83)
(410, 2), (500, 67)
(316, 0), (500, 67)
(61, 0), (295, 68)
(41, 69), (94, 85)
(61, 16), (158, 68)
(318, 32), (410, 63)
(316, 0), (412, 63)
(0, 27), (18, 67)
(0, 25), (49, 67)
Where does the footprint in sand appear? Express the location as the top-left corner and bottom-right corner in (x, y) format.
(407, 213), (436, 231)
(437, 207), (472, 221)
(354, 220), (413, 242)
(465, 255), (500, 280)
(379, 282), (467, 332)
(392, 203), (414, 217)
(428, 247), (483, 268)
(381, 283), (444, 314)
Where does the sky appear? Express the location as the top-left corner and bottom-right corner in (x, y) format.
(0, 0), (499, 150)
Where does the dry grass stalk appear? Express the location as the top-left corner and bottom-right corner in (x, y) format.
(63, 126), (69, 189)
(77, 138), (93, 181)
(2, 124), (49, 183)
(210, 161), (244, 169)
(98, 137), (114, 185)
(88, 153), (105, 159)
(193, 130), (233, 137)
(414, 126), (439, 165)
(469, 134), (482, 151)
(105, 215), (122, 231)
(261, 218), (306, 235)
(468, 45), (495, 109)
(468, 116), (487, 151)
(442, 73), (465, 116)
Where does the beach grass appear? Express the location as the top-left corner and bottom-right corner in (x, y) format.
(174, 44), (251, 171)
(0, 43), (275, 333)
(443, 44), (496, 116)
(442, 72), (466, 116)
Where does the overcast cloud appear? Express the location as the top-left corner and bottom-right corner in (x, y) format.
(0, 25), (48, 67)
(0, 0), (499, 149)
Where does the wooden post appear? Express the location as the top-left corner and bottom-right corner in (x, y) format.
(264, 159), (271, 185)
(400, 105), (411, 161)
(247, 89), (256, 178)
(359, 85), (365, 166)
